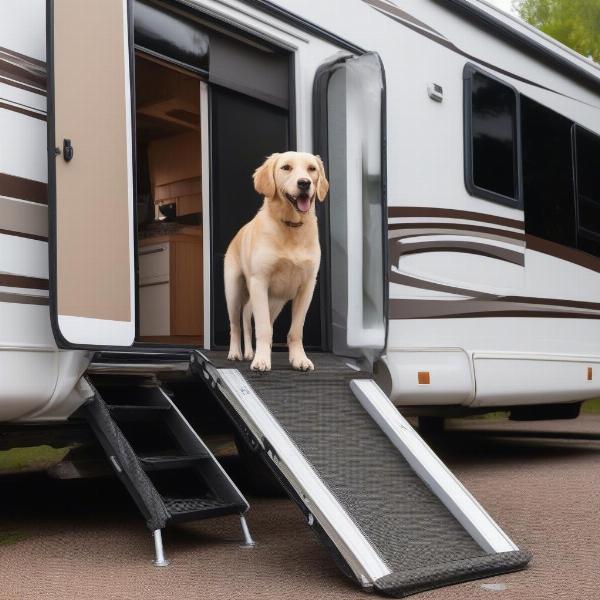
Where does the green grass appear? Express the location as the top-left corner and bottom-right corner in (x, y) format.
(0, 445), (71, 474)
(0, 445), (73, 549)
(465, 411), (509, 421)
(0, 531), (27, 546)
(583, 398), (600, 413)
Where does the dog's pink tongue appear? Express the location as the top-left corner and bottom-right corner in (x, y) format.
(297, 196), (311, 212)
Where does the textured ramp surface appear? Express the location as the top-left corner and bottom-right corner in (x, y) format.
(204, 351), (530, 596)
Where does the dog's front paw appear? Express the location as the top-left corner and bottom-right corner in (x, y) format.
(290, 353), (314, 371)
(227, 347), (243, 361)
(243, 349), (254, 361)
(251, 354), (271, 371)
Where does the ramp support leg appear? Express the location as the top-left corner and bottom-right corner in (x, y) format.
(239, 514), (256, 548)
(152, 529), (170, 567)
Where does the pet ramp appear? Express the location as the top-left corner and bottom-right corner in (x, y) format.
(191, 350), (530, 597)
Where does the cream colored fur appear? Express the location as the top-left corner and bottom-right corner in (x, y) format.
(224, 151), (329, 371)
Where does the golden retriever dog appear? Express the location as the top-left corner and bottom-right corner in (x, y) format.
(224, 151), (329, 371)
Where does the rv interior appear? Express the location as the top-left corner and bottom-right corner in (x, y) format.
(134, 54), (204, 346)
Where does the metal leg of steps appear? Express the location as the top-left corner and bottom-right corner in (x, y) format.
(239, 514), (256, 548)
(152, 530), (170, 567)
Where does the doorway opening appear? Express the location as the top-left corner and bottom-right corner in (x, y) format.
(134, 54), (204, 346)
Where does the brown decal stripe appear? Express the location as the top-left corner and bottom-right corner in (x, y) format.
(0, 47), (46, 69)
(0, 274), (49, 291)
(0, 59), (46, 91)
(363, 0), (446, 37)
(364, 3), (600, 109)
(0, 196), (48, 239)
(389, 299), (600, 320)
(389, 271), (499, 299)
(0, 173), (47, 205)
(390, 271), (600, 311)
(387, 216), (600, 274)
(0, 100), (46, 121)
(526, 235), (600, 275)
(388, 238), (524, 267)
(0, 75), (45, 95)
(389, 222), (525, 241)
(503, 295), (600, 311)
(0, 48), (46, 91)
(0, 292), (49, 306)
(0, 228), (47, 242)
(388, 207), (524, 230)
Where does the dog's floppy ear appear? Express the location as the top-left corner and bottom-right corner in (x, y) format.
(253, 153), (280, 198)
(315, 155), (329, 202)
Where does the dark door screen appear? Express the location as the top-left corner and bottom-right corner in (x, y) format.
(210, 86), (322, 349)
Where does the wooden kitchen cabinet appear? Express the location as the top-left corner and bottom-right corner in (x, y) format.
(138, 227), (203, 345)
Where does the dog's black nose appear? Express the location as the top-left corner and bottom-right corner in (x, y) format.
(297, 178), (310, 191)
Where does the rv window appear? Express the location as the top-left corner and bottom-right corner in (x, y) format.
(575, 126), (600, 257)
(464, 67), (519, 207)
(521, 96), (576, 248)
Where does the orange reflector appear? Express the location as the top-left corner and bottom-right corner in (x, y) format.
(418, 371), (430, 385)
(588, 367), (593, 381)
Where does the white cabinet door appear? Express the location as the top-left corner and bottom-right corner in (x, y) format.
(139, 282), (170, 336)
(139, 243), (170, 285)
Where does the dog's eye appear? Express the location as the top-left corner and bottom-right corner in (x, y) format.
(281, 164), (291, 171)
(308, 165), (317, 172)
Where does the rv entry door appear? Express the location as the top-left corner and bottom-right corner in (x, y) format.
(314, 52), (387, 361)
(47, 0), (135, 348)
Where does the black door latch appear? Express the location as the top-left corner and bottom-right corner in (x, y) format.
(62, 139), (74, 162)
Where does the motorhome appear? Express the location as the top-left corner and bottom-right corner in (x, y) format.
(1, 0), (599, 595)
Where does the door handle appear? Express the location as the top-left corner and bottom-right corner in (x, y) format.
(62, 139), (74, 162)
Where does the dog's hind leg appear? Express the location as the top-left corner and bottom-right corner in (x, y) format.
(224, 252), (246, 361)
(242, 300), (254, 361)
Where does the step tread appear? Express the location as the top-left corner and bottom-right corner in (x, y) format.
(163, 496), (241, 516)
(138, 454), (209, 471)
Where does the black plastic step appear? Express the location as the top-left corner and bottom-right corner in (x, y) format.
(163, 496), (243, 521)
(138, 454), (209, 472)
(81, 373), (249, 536)
(89, 350), (191, 375)
(106, 405), (171, 422)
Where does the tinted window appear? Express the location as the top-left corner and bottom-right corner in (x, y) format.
(575, 126), (600, 257)
(521, 97), (576, 247)
(468, 71), (518, 201)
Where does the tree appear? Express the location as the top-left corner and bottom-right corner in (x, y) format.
(513, 0), (600, 63)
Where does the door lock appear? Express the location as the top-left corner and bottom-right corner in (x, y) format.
(62, 139), (74, 162)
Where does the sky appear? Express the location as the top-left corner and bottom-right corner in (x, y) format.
(487, 0), (518, 15)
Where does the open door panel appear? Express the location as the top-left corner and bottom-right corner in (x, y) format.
(47, 0), (135, 348)
(314, 52), (388, 360)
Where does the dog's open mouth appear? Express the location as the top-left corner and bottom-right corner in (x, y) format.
(285, 193), (312, 213)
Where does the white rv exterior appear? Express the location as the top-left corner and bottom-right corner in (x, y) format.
(0, 0), (599, 426)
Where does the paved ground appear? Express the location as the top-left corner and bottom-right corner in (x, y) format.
(1, 415), (598, 600)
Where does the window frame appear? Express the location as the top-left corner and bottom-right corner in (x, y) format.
(463, 63), (523, 209)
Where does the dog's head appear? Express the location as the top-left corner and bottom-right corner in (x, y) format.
(253, 152), (329, 219)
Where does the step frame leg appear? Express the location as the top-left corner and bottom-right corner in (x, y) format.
(152, 529), (170, 567)
(239, 514), (256, 548)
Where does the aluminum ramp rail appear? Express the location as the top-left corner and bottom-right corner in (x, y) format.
(191, 351), (530, 597)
